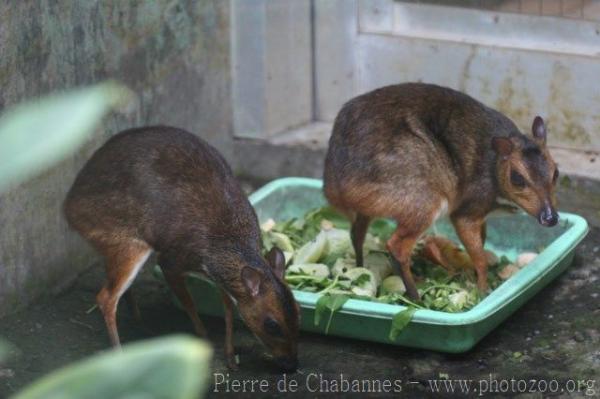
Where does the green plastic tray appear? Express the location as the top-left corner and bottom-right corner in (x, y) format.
(174, 177), (589, 353)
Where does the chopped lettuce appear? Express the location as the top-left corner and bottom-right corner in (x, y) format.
(292, 232), (328, 265)
(287, 263), (330, 279)
(331, 257), (356, 277)
(364, 252), (393, 285)
(263, 206), (520, 313)
(343, 267), (378, 298)
(320, 228), (353, 266)
(263, 231), (294, 252)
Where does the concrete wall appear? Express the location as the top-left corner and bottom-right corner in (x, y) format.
(354, 1), (600, 152)
(309, 0), (599, 178)
(231, 0), (312, 139)
(0, 0), (232, 317)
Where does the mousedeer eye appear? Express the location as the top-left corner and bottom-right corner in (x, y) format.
(510, 171), (526, 188)
(552, 169), (559, 183)
(264, 317), (284, 338)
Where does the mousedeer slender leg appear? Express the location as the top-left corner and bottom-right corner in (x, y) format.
(452, 216), (488, 293)
(351, 213), (371, 267)
(159, 265), (207, 337)
(480, 221), (487, 244)
(96, 240), (152, 347)
(387, 228), (423, 300)
(221, 290), (238, 370)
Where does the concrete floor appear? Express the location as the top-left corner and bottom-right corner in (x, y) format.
(0, 177), (599, 398)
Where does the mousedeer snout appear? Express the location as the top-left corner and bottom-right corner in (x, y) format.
(538, 204), (558, 227)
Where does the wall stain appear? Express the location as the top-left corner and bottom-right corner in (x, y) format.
(458, 44), (476, 92)
(478, 76), (492, 98)
(547, 62), (592, 146)
(494, 74), (533, 130)
(0, 0), (232, 317)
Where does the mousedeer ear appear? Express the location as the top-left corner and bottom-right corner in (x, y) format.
(266, 246), (286, 280)
(532, 116), (546, 145)
(491, 137), (514, 160)
(241, 267), (263, 297)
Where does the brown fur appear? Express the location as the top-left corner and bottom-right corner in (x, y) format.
(324, 83), (559, 298)
(64, 126), (299, 371)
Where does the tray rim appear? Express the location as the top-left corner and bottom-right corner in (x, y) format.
(249, 177), (589, 327)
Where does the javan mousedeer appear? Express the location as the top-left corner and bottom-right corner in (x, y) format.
(64, 126), (299, 371)
(324, 83), (559, 300)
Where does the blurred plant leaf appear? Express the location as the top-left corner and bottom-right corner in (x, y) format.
(0, 338), (10, 362)
(0, 82), (132, 192)
(12, 335), (212, 399)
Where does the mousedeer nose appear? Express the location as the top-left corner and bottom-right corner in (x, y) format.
(538, 206), (558, 227)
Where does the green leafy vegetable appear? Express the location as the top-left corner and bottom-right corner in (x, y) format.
(287, 263), (330, 278)
(343, 268), (378, 297)
(264, 206), (515, 313)
(314, 294), (349, 334)
(448, 290), (469, 308)
(352, 273), (372, 286)
(389, 307), (417, 341)
(369, 219), (397, 239)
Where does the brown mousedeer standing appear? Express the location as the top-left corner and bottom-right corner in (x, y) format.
(64, 126), (299, 371)
(324, 83), (559, 300)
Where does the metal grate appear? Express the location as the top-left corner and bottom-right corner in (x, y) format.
(401, 0), (600, 22)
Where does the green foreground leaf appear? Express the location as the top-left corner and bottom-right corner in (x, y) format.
(389, 307), (417, 341)
(0, 338), (10, 362)
(12, 335), (212, 399)
(0, 81), (132, 191)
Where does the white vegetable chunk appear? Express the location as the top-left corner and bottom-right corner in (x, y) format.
(322, 228), (353, 260)
(287, 263), (330, 278)
(498, 264), (520, 280)
(516, 252), (538, 268)
(449, 290), (469, 308)
(380, 275), (406, 295)
(332, 258), (356, 277)
(293, 231), (327, 265)
(343, 267), (378, 297)
(364, 252), (392, 285)
(269, 231), (294, 252)
(260, 218), (276, 232)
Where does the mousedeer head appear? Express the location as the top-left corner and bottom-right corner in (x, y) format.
(236, 247), (300, 371)
(492, 116), (559, 227)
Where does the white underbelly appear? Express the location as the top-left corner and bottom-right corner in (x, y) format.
(431, 199), (449, 223)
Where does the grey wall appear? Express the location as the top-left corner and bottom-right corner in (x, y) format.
(312, 0), (600, 179)
(0, 0), (232, 317)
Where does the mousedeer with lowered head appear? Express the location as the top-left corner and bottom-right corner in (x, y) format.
(65, 126), (300, 371)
